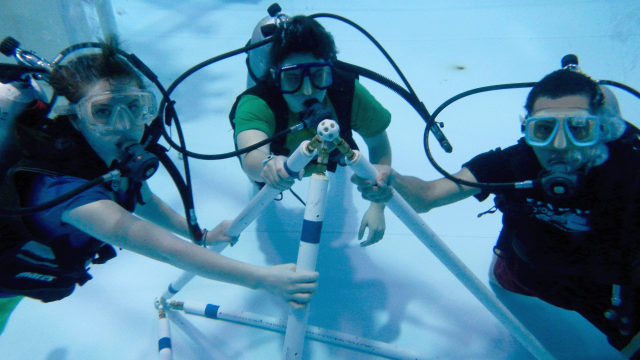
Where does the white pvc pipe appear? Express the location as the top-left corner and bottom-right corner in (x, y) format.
(225, 140), (317, 237)
(158, 141), (318, 300)
(161, 272), (197, 300)
(283, 173), (329, 360)
(158, 316), (172, 360)
(180, 301), (424, 360)
(346, 150), (557, 360)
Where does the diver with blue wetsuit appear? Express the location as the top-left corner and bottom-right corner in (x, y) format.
(0, 36), (319, 335)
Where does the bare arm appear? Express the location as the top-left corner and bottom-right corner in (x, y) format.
(134, 181), (190, 239)
(62, 200), (318, 307)
(393, 167), (481, 213)
(362, 131), (392, 166)
(357, 131), (393, 246)
(236, 129), (271, 183)
(236, 129), (295, 191)
(352, 166), (481, 214)
(133, 182), (235, 245)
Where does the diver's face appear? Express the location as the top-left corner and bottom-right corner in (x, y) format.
(72, 79), (148, 165)
(530, 95), (597, 172)
(279, 53), (328, 113)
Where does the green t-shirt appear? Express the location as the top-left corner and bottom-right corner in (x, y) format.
(233, 80), (391, 155)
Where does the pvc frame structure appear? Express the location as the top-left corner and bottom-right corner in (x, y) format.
(153, 134), (423, 360)
(345, 151), (557, 360)
(152, 120), (556, 360)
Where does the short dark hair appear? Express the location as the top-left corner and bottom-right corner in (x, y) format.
(269, 15), (338, 66)
(48, 35), (145, 104)
(525, 69), (604, 115)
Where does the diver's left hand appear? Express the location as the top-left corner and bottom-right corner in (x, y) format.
(358, 204), (386, 247)
(205, 220), (239, 247)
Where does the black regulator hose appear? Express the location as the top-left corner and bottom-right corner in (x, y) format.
(157, 36), (290, 160)
(309, 13), (416, 96)
(312, 13), (452, 153)
(12, 40), (204, 241)
(422, 80), (640, 191)
(148, 143), (204, 242)
(158, 11), (453, 160)
(0, 171), (119, 216)
(424, 83), (537, 191)
(598, 80), (640, 100)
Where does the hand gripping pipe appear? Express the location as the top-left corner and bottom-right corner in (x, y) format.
(158, 141), (319, 301)
(345, 150), (557, 360)
(225, 139), (319, 238)
(155, 141), (320, 360)
(170, 300), (425, 360)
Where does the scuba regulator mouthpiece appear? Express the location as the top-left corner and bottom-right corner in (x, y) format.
(300, 98), (333, 129)
(111, 144), (160, 182)
(539, 163), (580, 198)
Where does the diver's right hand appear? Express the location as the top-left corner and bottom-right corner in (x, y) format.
(261, 155), (299, 191)
(256, 263), (319, 309)
(350, 164), (395, 203)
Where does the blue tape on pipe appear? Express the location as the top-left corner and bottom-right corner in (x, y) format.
(158, 337), (172, 351)
(301, 220), (323, 244)
(168, 284), (178, 294)
(205, 304), (220, 319)
(283, 161), (300, 178)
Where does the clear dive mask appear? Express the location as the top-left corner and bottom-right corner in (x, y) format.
(74, 90), (158, 134)
(524, 115), (602, 147)
(274, 62), (333, 94)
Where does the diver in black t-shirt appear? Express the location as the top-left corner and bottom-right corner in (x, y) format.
(352, 68), (640, 358)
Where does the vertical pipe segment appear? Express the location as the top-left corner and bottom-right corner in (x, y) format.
(282, 172), (329, 359)
(346, 150), (556, 360)
(157, 307), (172, 360)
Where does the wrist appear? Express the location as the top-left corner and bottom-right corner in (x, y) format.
(262, 154), (276, 169)
(248, 266), (264, 290)
(369, 201), (385, 210)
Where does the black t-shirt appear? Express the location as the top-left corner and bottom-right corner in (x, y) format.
(463, 124), (640, 285)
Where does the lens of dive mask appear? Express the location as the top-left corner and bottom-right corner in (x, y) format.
(275, 62), (333, 94)
(75, 90), (158, 134)
(524, 115), (601, 147)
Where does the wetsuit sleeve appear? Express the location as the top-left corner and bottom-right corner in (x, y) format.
(233, 95), (278, 140)
(350, 80), (392, 138)
(26, 174), (112, 231)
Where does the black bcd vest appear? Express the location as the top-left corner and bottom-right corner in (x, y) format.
(0, 114), (138, 302)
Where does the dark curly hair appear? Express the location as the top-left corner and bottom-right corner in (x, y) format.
(525, 69), (604, 116)
(48, 35), (145, 104)
(269, 15), (338, 67)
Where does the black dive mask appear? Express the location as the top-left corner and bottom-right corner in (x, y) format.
(539, 163), (581, 198)
(110, 143), (160, 182)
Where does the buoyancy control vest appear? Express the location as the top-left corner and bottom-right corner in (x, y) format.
(490, 123), (640, 284)
(229, 68), (359, 172)
(0, 112), (139, 302)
